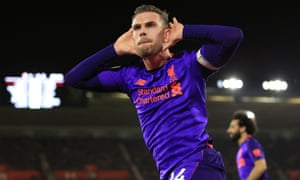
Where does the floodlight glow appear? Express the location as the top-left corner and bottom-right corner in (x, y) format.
(245, 110), (255, 120)
(217, 78), (243, 89)
(262, 80), (288, 91)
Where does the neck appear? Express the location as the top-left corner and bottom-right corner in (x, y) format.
(238, 133), (250, 145)
(143, 50), (172, 71)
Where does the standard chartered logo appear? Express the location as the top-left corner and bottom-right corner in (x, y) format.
(4, 72), (64, 109)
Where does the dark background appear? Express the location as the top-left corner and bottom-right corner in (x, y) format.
(1, 1), (299, 127)
(4, 1), (300, 84)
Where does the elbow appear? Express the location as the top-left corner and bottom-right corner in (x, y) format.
(64, 73), (78, 88)
(226, 27), (244, 48)
(64, 73), (72, 86)
(234, 28), (244, 47)
(233, 27), (244, 42)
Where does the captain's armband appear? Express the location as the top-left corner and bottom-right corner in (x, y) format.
(196, 49), (220, 70)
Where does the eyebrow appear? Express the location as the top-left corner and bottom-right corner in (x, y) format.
(133, 20), (156, 25)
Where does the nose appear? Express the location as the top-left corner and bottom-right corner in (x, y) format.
(226, 128), (230, 134)
(139, 31), (146, 36)
(139, 29), (146, 36)
(139, 25), (147, 36)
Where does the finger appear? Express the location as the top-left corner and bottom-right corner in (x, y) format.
(173, 17), (178, 24)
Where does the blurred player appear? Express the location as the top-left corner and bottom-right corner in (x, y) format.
(227, 110), (269, 180)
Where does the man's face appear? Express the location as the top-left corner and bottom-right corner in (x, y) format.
(131, 12), (166, 57)
(227, 119), (241, 142)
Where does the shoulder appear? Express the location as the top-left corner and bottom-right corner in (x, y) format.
(248, 137), (263, 149)
(172, 50), (195, 59)
(170, 50), (197, 67)
(117, 58), (145, 77)
(172, 50), (215, 77)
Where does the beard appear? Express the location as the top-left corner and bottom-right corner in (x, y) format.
(137, 47), (153, 57)
(230, 131), (241, 142)
(136, 43), (163, 58)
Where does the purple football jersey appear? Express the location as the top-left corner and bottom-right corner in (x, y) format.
(236, 136), (269, 180)
(97, 50), (212, 178)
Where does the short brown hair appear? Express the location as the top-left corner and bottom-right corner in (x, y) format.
(132, 4), (169, 28)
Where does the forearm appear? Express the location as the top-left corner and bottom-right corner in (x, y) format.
(64, 44), (117, 88)
(247, 168), (266, 180)
(247, 159), (267, 180)
(183, 24), (244, 67)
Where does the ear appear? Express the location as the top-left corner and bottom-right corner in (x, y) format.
(163, 28), (171, 42)
(240, 126), (246, 133)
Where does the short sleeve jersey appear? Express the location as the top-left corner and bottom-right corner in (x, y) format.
(236, 136), (269, 180)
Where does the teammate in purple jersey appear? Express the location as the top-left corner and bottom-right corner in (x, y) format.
(227, 110), (269, 180)
(65, 4), (243, 180)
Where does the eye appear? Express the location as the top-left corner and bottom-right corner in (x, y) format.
(145, 21), (156, 28)
(133, 24), (141, 31)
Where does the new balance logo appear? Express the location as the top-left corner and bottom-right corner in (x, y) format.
(135, 79), (146, 86)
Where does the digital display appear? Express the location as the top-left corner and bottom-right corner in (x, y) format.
(4, 72), (64, 109)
